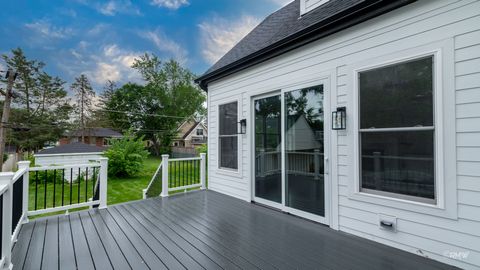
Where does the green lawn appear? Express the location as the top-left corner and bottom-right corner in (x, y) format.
(107, 156), (162, 205)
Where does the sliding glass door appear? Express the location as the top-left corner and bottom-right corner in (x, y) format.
(252, 83), (327, 222)
(254, 94), (282, 204)
(284, 86), (325, 217)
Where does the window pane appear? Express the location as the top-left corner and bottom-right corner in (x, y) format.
(220, 137), (238, 169)
(359, 56), (434, 129)
(360, 131), (435, 200)
(219, 102), (238, 135)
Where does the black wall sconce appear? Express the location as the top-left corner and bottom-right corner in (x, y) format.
(332, 107), (346, 130)
(238, 119), (247, 134)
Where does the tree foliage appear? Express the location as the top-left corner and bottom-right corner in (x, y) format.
(1, 48), (73, 152)
(104, 130), (149, 177)
(71, 74), (95, 136)
(104, 54), (206, 155)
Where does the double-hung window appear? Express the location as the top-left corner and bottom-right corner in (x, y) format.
(219, 102), (238, 170)
(358, 56), (436, 204)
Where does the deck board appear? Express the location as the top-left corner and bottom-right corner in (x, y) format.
(58, 215), (77, 270)
(12, 190), (457, 270)
(42, 217), (59, 270)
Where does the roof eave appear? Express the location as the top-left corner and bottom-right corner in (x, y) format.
(195, 0), (416, 91)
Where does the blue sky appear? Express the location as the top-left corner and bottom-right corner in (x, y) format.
(0, 0), (290, 91)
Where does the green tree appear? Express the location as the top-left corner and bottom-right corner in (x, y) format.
(1, 49), (73, 152)
(71, 74), (95, 141)
(88, 80), (117, 128)
(1, 47), (44, 112)
(106, 54), (206, 155)
(104, 130), (149, 177)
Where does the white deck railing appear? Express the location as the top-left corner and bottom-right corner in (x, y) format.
(143, 153), (206, 198)
(255, 150), (324, 178)
(0, 158), (108, 270)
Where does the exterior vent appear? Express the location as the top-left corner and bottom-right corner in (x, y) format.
(379, 214), (397, 232)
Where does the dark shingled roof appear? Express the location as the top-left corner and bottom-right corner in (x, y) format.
(67, 128), (122, 138)
(196, 0), (415, 88)
(36, 142), (105, 155)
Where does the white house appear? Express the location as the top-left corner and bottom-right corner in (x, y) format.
(196, 0), (480, 269)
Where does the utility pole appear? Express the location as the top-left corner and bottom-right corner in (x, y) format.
(0, 69), (17, 171)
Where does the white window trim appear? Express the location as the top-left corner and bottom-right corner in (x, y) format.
(348, 40), (457, 219)
(216, 98), (242, 176)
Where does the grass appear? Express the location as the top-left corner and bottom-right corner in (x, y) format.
(107, 156), (162, 205)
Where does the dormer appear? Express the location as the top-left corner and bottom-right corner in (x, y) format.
(300, 0), (330, 16)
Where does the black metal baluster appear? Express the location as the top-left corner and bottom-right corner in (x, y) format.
(44, 170), (47, 209)
(35, 171), (38, 210)
(188, 160), (195, 185)
(182, 160), (185, 187)
(70, 168), (73, 205)
(85, 167), (89, 202)
(62, 169), (65, 206)
(92, 167), (96, 194)
(53, 169), (56, 208)
(194, 160), (197, 185)
(175, 161), (178, 188)
(77, 168), (81, 204)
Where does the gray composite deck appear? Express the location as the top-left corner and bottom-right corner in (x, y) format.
(12, 190), (456, 270)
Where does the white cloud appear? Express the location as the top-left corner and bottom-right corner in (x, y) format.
(150, 0), (189, 10)
(77, 0), (141, 16)
(198, 15), (260, 65)
(58, 43), (143, 89)
(140, 29), (188, 64)
(25, 20), (73, 39)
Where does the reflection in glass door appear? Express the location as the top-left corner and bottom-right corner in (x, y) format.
(284, 86), (325, 216)
(254, 94), (282, 203)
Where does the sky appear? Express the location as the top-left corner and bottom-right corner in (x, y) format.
(0, 0), (291, 91)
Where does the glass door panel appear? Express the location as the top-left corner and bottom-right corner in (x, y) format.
(254, 95), (282, 203)
(284, 86), (325, 216)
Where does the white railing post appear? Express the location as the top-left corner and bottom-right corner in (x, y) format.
(161, 155), (169, 197)
(200, 153), (207, 190)
(99, 158), (108, 209)
(260, 149), (265, 177)
(314, 149), (320, 180)
(17, 161), (30, 224)
(0, 172), (14, 270)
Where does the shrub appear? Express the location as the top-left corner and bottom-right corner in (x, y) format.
(104, 131), (149, 177)
(196, 144), (207, 155)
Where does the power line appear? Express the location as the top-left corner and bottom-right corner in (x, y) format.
(98, 109), (191, 119)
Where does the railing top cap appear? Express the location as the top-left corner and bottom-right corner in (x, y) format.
(0, 183), (8, 194)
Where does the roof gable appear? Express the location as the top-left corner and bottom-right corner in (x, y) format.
(196, 0), (415, 89)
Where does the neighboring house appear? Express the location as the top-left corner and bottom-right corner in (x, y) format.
(172, 120), (208, 148)
(59, 128), (123, 147)
(196, 0), (480, 269)
(35, 142), (104, 168)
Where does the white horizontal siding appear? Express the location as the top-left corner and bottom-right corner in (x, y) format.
(207, 0), (480, 268)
